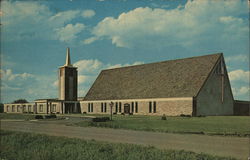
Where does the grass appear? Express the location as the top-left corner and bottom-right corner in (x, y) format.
(0, 113), (36, 120)
(0, 130), (236, 160)
(74, 114), (250, 137)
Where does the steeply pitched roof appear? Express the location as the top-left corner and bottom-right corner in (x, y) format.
(84, 53), (222, 101)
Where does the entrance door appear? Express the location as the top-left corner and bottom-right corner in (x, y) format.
(124, 103), (130, 114)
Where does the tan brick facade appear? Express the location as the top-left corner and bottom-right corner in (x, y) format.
(80, 97), (193, 116)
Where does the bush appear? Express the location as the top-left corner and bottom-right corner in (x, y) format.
(180, 114), (191, 117)
(121, 113), (125, 115)
(92, 117), (110, 122)
(35, 115), (43, 119)
(44, 114), (57, 119)
(113, 112), (117, 115)
(129, 113), (133, 115)
(161, 114), (167, 120)
(82, 112), (87, 114)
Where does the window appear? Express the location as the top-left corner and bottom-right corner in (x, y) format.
(149, 102), (152, 113)
(131, 102), (134, 113)
(12, 105), (15, 112)
(88, 103), (93, 112)
(104, 103), (107, 112)
(17, 105), (21, 112)
(28, 105), (32, 112)
(153, 101), (156, 113)
(23, 105), (26, 112)
(119, 102), (122, 112)
(39, 104), (43, 112)
(91, 103), (93, 112)
(101, 103), (103, 112)
(135, 102), (138, 113)
(52, 104), (56, 112)
(115, 102), (118, 113)
(7, 105), (10, 112)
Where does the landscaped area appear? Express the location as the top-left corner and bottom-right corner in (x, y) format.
(0, 130), (236, 160)
(1, 113), (249, 136)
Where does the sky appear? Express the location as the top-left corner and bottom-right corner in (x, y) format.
(0, 0), (249, 103)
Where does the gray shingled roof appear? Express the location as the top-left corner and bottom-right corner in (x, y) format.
(84, 53), (222, 101)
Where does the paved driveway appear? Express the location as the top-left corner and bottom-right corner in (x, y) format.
(1, 120), (249, 160)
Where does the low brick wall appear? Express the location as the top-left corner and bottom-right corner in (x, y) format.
(234, 100), (250, 116)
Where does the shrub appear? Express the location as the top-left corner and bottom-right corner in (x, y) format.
(121, 113), (125, 115)
(180, 114), (191, 117)
(161, 114), (167, 120)
(35, 115), (43, 119)
(129, 113), (133, 115)
(113, 112), (117, 115)
(82, 112), (87, 114)
(92, 117), (110, 122)
(44, 114), (57, 119)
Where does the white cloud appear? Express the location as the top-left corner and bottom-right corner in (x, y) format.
(86, 0), (248, 50)
(78, 75), (88, 84)
(83, 37), (98, 44)
(0, 69), (33, 81)
(225, 54), (249, 63)
(53, 80), (58, 87)
(232, 86), (249, 97)
(74, 59), (103, 74)
(228, 69), (249, 82)
(1, 1), (85, 42)
(56, 23), (85, 42)
(82, 9), (95, 18)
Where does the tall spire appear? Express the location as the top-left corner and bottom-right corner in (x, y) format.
(65, 47), (72, 66)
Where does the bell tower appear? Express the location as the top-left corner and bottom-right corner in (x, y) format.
(58, 48), (78, 101)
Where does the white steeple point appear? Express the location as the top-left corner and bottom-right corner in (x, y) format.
(65, 47), (72, 66)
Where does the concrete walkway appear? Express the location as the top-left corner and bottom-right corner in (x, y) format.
(1, 121), (249, 160)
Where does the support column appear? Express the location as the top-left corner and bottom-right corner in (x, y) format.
(46, 101), (49, 114)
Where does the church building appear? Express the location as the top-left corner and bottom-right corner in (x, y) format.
(4, 50), (235, 116)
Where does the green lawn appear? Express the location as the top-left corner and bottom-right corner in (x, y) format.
(0, 130), (236, 160)
(0, 113), (36, 120)
(74, 114), (250, 136)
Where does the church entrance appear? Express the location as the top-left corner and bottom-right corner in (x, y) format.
(124, 103), (130, 114)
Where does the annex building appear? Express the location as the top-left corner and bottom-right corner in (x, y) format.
(4, 49), (235, 116)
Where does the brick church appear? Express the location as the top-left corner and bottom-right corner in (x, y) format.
(4, 49), (235, 116)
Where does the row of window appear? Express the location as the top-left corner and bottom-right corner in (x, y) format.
(6, 104), (58, 113)
(149, 101), (157, 113)
(6, 105), (33, 112)
(87, 101), (139, 113)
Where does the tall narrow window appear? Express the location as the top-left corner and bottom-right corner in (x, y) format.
(12, 105), (15, 112)
(91, 103), (94, 112)
(115, 102), (118, 113)
(23, 105), (26, 112)
(149, 102), (152, 113)
(135, 102), (138, 113)
(104, 103), (107, 112)
(131, 102), (134, 113)
(101, 103), (103, 112)
(153, 101), (156, 113)
(88, 103), (90, 112)
(7, 106), (10, 112)
(28, 105), (31, 112)
(39, 105), (43, 112)
(119, 102), (122, 112)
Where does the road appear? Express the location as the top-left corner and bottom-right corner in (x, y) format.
(1, 120), (249, 159)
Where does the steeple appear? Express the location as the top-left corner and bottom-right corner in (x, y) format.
(65, 47), (72, 67)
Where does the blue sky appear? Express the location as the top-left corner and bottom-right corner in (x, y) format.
(1, 0), (249, 103)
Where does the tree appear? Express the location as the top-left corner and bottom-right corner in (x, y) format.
(12, 99), (28, 103)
